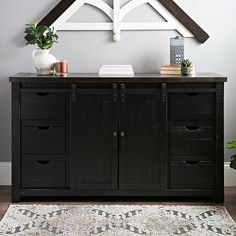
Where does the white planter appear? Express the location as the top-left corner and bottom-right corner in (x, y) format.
(32, 49), (57, 75)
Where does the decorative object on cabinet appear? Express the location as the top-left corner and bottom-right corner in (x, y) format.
(10, 73), (226, 202)
(32, 50), (57, 75)
(181, 59), (195, 75)
(227, 140), (236, 169)
(160, 64), (181, 75)
(24, 22), (58, 75)
(25, 0), (209, 43)
(99, 65), (134, 77)
(25, 22), (59, 50)
(55, 60), (69, 76)
(170, 36), (184, 65)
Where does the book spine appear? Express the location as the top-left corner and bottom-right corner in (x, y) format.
(160, 71), (181, 75)
(160, 67), (181, 71)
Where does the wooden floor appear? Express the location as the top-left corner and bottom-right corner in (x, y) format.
(1, 186), (236, 222)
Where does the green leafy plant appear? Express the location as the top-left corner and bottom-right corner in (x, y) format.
(24, 22), (59, 50)
(227, 140), (236, 169)
(181, 59), (192, 67)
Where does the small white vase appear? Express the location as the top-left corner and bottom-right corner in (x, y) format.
(32, 49), (57, 75)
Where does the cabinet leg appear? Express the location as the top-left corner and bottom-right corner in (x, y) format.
(12, 193), (20, 203)
(214, 193), (224, 203)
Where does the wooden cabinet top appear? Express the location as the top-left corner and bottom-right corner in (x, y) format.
(9, 73), (227, 83)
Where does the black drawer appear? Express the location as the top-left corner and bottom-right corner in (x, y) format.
(21, 92), (65, 120)
(21, 160), (66, 188)
(22, 125), (65, 154)
(169, 93), (215, 120)
(170, 161), (215, 189)
(170, 125), (214, 155)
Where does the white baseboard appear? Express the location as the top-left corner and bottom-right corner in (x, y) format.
(0, 162), (236, 186)
(0, 162), (11, 186)
(224, 162), (236, 186)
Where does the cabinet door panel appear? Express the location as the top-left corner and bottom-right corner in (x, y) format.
(71, 92), (118, 190)
(119, 92), (162, 190)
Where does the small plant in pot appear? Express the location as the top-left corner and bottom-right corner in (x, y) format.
(24, 22), (59, 75)
(181, 59), (193, 76)
(227, 140), (236, 169)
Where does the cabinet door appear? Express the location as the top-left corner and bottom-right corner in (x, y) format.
(70, 92), (118, 190)
(119, 91), (163, 190)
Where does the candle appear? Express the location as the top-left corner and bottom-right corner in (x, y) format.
(55, 60), (68, 76)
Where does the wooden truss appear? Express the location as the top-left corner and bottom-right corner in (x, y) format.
(27, 0), (209, 43)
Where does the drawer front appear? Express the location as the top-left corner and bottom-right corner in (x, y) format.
(21, 92), (65, 120)
(22, 125), (65, 154)
(23, 154), (66, 161)
(21, 160), (66, 188)
(170, 161), (215, 189)
(169, 93), (215, 120)
(170, 126), (214, 155)
(170, 155), (214, 161)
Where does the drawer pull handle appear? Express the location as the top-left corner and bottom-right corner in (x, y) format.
(184, 161), (200, 166)
(186, 92), (199, 96)
(185, 126), (200, 131)
(36, 92), (49, 96)
(113, 132), (118, 149)
(120, 132), (125, 149)
(37, 161), (50, 165)
(36, 126), (51, 131)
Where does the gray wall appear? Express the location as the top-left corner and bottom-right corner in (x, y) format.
(0, 0), (236, 162)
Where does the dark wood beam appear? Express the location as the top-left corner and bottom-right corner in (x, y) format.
(38, 0), (76, 27)
(158, 0), (209, 43)
(25, 0), (76, 41)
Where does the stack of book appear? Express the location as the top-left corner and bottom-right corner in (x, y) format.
(160, 64), (181, 75)
(99, 65), (134, 77)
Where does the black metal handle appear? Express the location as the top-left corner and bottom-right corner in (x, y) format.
(184, 126), (200, 132)
(36, 126), (51, 131)
(113, 132), (118, 149)
(161, 83), (167, 102)
(112, 83), (118, 103)
(36, 92), (49, 96)
(184, 161), (200, 166)
(37, 161), (50, 165)
(120, 132), (125, 149)
(120, 83), (126, 103)
(71, 83), (77, 102)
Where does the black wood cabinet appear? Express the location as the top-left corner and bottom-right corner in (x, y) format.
(10, 73), (227, 202)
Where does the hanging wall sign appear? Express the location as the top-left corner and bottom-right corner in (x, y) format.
(26, 0), (209, 43)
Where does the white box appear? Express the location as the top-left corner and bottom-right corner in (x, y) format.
(99, 65), (134, 77)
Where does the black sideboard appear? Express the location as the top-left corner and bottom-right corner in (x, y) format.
(10, 73), (227, 202)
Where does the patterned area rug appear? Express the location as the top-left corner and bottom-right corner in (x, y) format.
(0, 205), (236, 235)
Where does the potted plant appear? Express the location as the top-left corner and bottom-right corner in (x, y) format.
(227, 140), (236, 169)
(24, 22), (59, 75)
(181, 59), (193, 75)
